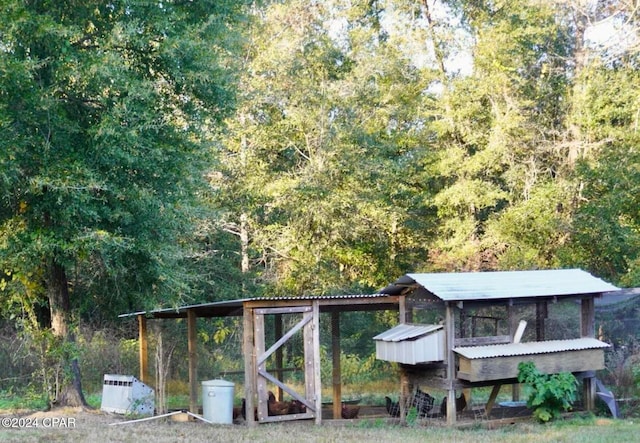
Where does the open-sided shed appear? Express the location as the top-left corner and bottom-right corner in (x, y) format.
(120, 293), (405, 425)
(120, 268), (618, 426)
(378, 268), (619, 424)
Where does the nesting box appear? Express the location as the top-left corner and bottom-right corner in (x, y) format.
(454, 338), (610, 382)
(373, 324), (445, 365)
(101, 374), (155, 416)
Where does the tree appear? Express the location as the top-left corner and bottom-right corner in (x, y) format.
(214, 0), (440, 295)
(568, 64), (640, 285)
(0, 0), (246, 406)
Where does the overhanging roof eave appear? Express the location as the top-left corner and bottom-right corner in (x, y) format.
(118, 293), (402, 319)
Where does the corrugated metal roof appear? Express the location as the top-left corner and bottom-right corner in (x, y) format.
(400, 269), (619, 302)
(119, 293), (395, 318)
(373, 323), (443, 342)
(454, 337), (610, 359)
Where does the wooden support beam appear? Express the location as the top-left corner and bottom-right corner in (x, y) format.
(275, 314), (283, 401)
(137, 315), (149, 384)
(485, 384), (501, 416)
(581, 297), (596, 411)
(400, 369), (410, 420)
(243, 307), (257, 426)
(581, 297), (595, 338)
(312, 301), (322, 424)
(187, 309), (198, 415)
(331, 311), (341, 420)
(399, 295), (407, 324)
(255, 313), (268, 421)
(484, 320), (526, 410)
(445, 302), (457, 425)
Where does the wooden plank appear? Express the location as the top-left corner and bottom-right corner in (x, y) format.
(312, 301), (322, 424)
(399, 294), (407, 324)
(331, 311), (341, 420)
(274, 314), (284, 401)
(536, 301), (547, 341)
(257, 369), (314, 411)
(581, 297), (595, 338)
(485, 384), (501, 416)
(445, 302), (456, 425)
(454, 335), (512, 347)
(259, 412), (315, 423)
(257, 312), (312, 366)
(400, 369), (410, 419)
(255, 306), (312, 315)
(243, 307), (256, 426)
(458, 349), (605, 382)
(254, 312), (268, 421)
(137, 315), (149, 384)
(187, 309), (198, 415)
(581, 297), (596, 410)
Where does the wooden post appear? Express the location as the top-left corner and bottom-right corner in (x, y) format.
(275, 314), (284, 401)
(137, 315), (149, 384)
(312, 301), (322, 424)
(187, 309), (198, 415)
(581, 297), (596, 411)
(445, 302), (457, 425)
(536, 301), (546, 341)
(254, 312), (267, 421)
(507, 303), (520, 402)
(243, 307), (256, 426)
(399, 368), (410, 420)
(399, 295), (407, 324)
(331, 311), (341, 419)
(487, 320), (527, 415)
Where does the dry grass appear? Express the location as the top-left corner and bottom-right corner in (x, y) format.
(1, 407), (639, 443)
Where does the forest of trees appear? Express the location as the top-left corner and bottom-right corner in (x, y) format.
(1, 0), (640, 406)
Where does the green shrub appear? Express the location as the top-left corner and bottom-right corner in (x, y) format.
(517, 361), (578, 422)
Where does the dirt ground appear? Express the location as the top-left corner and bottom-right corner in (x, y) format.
(0, 406), (443, 443)
(0, 402), (541, 443)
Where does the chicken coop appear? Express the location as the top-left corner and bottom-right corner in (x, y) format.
(377, 269), (619, 424)
(120, 293), (405, 425)
(120, 268), (619, 426)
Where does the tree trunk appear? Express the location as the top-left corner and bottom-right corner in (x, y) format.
(46, 259), (89, 408)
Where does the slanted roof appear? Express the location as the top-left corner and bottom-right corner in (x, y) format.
(119, 293), (399, 319)
(381, 268), (619, 302)
(454, 337), (609, 360)
(373, 323), (443, 342)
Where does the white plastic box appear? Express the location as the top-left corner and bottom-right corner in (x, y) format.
(101, 374), (154, 416)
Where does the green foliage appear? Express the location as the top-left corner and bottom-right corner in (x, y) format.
(0, 0), (249, 404)
(2, 0), (640, 404)
(405, 405), (419, 427)
(215, 0), (438, 295)
(518, 361), (578, 422)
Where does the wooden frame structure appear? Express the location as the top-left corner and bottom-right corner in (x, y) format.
(378, 269), (619, 425)
(121, 268), (618, 426)
(120, 293), (403, 425)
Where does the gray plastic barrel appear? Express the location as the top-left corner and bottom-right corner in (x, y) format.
(202, 379), (235, 424)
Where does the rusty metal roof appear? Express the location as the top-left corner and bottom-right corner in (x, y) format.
(453, 337), (610, 360)
(373, 323), (443, 342)
(381, 269), (619, 302)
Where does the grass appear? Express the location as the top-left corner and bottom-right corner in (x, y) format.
(2, 383), (636, 442)
(0, 391), (48, 411)
(0, 410), (639, 443)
